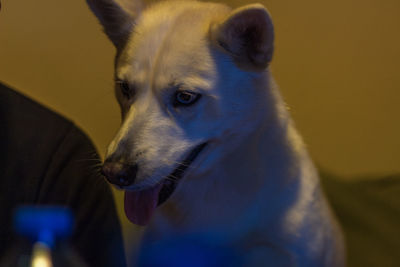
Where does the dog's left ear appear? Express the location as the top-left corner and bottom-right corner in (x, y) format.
(210, 4), (274, 71)
(86, 0), (143, 48)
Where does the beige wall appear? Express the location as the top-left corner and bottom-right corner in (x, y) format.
(1, 0), (399, 261)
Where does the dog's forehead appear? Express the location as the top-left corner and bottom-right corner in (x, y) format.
(117, 1), (230, 91)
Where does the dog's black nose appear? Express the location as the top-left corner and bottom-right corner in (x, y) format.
(101, 160), (138, 187)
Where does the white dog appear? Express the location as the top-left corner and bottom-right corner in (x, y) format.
(86, 0), (345, 265)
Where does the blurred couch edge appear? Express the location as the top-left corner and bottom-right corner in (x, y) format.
(320, 169), (400, 267)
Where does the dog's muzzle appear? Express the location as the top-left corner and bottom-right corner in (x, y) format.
(101, 142), (208, 196)
(105, 142), (208, 226)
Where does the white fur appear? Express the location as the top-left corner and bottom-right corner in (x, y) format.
(87, 0), (346, 265)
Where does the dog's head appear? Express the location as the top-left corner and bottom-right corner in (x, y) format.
(87, 0), (274, 225)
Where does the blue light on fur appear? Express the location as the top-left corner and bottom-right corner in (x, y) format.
(138, 233), (243, 267)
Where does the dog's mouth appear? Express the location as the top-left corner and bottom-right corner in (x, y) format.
(124, 142), (208, 226)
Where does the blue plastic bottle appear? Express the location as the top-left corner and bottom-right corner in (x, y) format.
(0, 206), (87, 267)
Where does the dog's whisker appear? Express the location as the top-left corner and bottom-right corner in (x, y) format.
(166, 160), (191, 168)
(164, 175), (179, 182)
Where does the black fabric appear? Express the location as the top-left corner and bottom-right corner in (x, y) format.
(0, 82), (126, 267)
(320, 171), (400, 267)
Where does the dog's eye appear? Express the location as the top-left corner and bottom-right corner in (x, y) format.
(116, 80), (133, 99)
(174, 91), (201, 107)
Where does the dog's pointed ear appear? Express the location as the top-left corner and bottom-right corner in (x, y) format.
(86, 0), (143, 48)
(210, 4), (274, 71)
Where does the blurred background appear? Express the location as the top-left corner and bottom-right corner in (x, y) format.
(1, 0), (399, 262)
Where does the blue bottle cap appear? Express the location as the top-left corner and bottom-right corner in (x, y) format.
(14, 205), (74, 248)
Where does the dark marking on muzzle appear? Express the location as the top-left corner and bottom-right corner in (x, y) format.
(158, 142), (208, 205)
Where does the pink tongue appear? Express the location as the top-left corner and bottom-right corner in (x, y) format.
(124, 184), (163, 226)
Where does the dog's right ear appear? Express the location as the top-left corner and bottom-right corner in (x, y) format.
(86, 0), (142, 48)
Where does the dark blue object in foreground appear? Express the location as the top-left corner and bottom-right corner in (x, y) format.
(14, 206), (73, 248)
